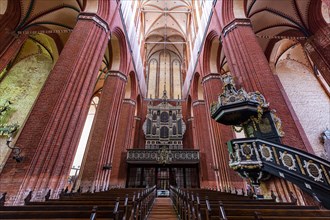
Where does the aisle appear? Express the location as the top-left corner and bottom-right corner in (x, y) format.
(147, 197), (178, 220)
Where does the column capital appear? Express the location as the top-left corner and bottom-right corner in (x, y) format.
(202, 73), (222, 84)
(221, 18), (252, 38)
(78, 12), (110, 33)
(192, 100), (205, 107)
(123, 99), (136, 106)
(105, 71), (128, 82)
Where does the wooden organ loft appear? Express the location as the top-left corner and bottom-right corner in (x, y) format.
(126, 91), (200, 190)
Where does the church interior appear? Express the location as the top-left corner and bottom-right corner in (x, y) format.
(0, 0), (330, 219)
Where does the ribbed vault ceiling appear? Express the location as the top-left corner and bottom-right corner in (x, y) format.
(245, 0), (314, 52)
(141, 0), (191, 61)
(17, 0), (85, 44)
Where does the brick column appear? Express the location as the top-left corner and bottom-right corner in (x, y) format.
(137, 102), (147, 148)
(110, 98), (136, 186)
(192, 100), (216, 188)
(202, 73), (244, 190)
(0, 13), (110, 205)
(221, 18), (313, 153)
(221, 18), (312, 204)
(184, 117), (195, 149)
(132, 116), (142, 148)
(78, 71), (127, 192)
(304, 25), (330, 85)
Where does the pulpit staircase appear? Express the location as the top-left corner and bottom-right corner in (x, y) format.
(210, 73), (330, 209)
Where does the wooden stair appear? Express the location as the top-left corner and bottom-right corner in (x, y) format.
(147, 197), (178, 220)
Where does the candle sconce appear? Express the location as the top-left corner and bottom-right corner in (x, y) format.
(6, 137), (23, 162)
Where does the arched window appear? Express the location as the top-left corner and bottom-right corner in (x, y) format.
(160, 126), (169, 138)
(172, 113), (177, 121)
(147, 60), (158, 99)
(152, 112), (157, 120)
(173, 126), (177, 135)
(160, 112), (169, 122)
(178, 119), (182, 134)
(146, 119), (152, 134)
(152, 125), (157, 135)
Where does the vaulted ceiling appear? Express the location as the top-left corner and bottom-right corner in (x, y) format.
(245, 0), (315, 51)
(141, 0), (192, 61)
(16, 0), (85, 45)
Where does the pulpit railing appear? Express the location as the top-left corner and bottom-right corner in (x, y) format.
(228, 137), (330, 208)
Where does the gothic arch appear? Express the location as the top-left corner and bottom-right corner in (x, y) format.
(218, 0), (246, 27)
(186, 95), (193, 118)
(203, 31), (221, 75)
(191, 72), (203, 101)
(125, 71), (137, 99)
(147, 59), (158, 99)
(109, 27), (128, 73)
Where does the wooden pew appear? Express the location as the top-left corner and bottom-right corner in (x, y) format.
(0, 186), (156, 220)
(170, 186), (330, 220)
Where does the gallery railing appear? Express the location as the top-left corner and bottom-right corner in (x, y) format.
(126, 148), (199, 165)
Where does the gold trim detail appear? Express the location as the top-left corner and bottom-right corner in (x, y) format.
(320, 164), (330, 184)
(295, 155), (306, 175)
(272, 147), (280, 165)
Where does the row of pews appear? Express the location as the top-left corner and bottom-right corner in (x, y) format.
(0, 186), (156, 219)
(170, 186), (330, 220)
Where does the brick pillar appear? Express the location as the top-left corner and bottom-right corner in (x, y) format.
(202, 73), (244, 190)
(78, 71), (127, 192)
(110, 99), (136, 186)
(221, 18), (313, 153)
(184, 117), (195, 149)
(192, 100), (216, 188)
(304, 25), (330, 85)
(0, 13), (110, 205)
(137, 102), (147, 148)
(132, 116), (142, 148)
(221, 18), (312, 204)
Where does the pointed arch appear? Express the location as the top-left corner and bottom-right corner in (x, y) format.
(110, 27), (128, 73)
(203, 30), (221, 75)
(191, 72), (203, 101)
